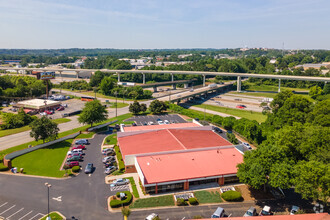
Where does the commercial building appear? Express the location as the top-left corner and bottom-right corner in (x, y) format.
(117, 122), (244, 194)
(14, 99), (61, 113)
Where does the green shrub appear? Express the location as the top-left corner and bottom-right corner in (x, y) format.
(71, 166), (80, 173)
(193, 215), (203, 219)
(110, 191), (133, 208)
(176, 198), (187, 206)
(188, 197), (199, 205)
(0, 163), (9, 171)
(114, 145), (125, 171)
(221, 190), (242, 201)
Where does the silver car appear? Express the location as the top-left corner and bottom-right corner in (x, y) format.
(243, 207), (257, 217)
(110, 178), (129, 187)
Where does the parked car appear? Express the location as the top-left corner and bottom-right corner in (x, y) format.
(66, 156), (81, 162)
(115, 124), (120, 130)
(148, 121), (154, 125)
(158, 120), (164, 125)
(102, 156), (116, 163)
(260, 206), (273, 216)
(45, 110), (53, 115)
(102, 148), (114, 153)
(84, 163), (93, 174)
(104, 166), (117, 175)
(65, 161), (79, 168)
(213, 127), (223, 133)
(56, 106), (64, 111)
(145, 213), (159, 220)
(290, 206), (300, 215)
(75, 139), (89, 145)
(243, 142), (252, 150)
(40, 112), (47, 116)
(243, 207), (257, 217)
(211, 207), (225, 218)
(110, 178), (129, 187)
(72, 149), (84, 154)
(190, 89), (194, 92)
(72, 153), (83, 158)
(67, 151), (72, 156)
(104, 161), (115, 168)
(73, 145), (86, 150)
(132, 123), (137, 126)
(164, 120), (169, 124)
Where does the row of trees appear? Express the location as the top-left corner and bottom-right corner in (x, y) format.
(237, 90), (329, 205)
(0, 75), (47, 98)
(0, 109), (36, 130)
(129, 100), (168, 115)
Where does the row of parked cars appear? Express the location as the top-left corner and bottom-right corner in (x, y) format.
(102, 148), (118, 175)
(39, 104), (67, 116)
(211, 205), (274, 218)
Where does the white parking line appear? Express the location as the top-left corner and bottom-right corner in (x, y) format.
(28, 213), (44, 220)
(0, 205), (15, 215)
(7, 207), (24, 219)
(0, 202), (8, 208)
(18, 211), (32, 220)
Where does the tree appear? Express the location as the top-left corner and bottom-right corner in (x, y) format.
(309, 86), (324, 99)
(29, 116), (59, 143)
(308, 99), (330, 127)
(270, 90), (294, 113)
(129, 101), (142, 114)
(149, 100), (168, 114)
(99, 76), (116, 95)
(293, 160), (329, 204)
(237, 145), (288, 191)
(78, 100), (108, 127)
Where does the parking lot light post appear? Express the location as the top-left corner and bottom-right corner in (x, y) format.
(45, 182), (52, 220)
(115, 92), (118, 117)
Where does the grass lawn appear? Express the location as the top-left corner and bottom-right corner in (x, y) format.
(11, 140), (72, 177)
(230, 91), (277, 98)
(0, 118), (71, 138)
(192, 104), (267, 123)
(40, 212), (63, 220)
(105, 133), (117, 145)
(129, 195), (174, 208)
(194, 190), (222, 204)
(0, 113), (132, 162)
(102, 102), (129, 108)
(125, 177), (140, 198)
(244, 82), (309, 93)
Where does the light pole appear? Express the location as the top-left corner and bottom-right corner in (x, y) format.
(45, 182), (52, 220)
(115, 92), (118, 117)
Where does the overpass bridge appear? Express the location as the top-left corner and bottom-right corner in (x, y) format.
(138, 79), (197, 91)
(0, 67), (328, 92)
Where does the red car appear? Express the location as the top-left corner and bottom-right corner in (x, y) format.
(72, 145), (86, 150)
(45, 110), (53, 115)
(65, 161), (79, 168)
(57, 106), (65, 111)
(236, 105), (246, 109)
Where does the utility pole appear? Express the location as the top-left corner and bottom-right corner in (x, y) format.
(115, 92), (118, 117)
(45, 183), (52, 220)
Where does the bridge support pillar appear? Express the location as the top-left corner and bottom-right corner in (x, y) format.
(172, 84), (176, 90)
(75, 71), (80, 78)
(16, 70), (19, 74)
(184, 83), (189, 89)
(171, 73), (174, 82)
(117, 72), (120, 82)
(203, 74), (206, 87)
(59, 71), (63, 79)
(153, 86), (157, 92)
(278, 79), (281, 93)
(237, 76), (241, 92)
(142, 73), (145, 84)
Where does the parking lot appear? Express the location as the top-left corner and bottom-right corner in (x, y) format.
(0, 201), (44, 220)
(126, 114), (187, 126)
(44, 99), (86, 119)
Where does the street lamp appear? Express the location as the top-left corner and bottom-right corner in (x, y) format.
(45, 182), (52, 220)
(115, 92), (118, 117)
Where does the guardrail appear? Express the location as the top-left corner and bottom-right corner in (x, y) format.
(4, 132), (80, 161)
(87, 120), (118, 132)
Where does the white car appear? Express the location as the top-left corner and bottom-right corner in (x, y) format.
(146, 213), (159, 220)
(104, 166), (117, 175)
(67, 151), (72, 156)
(110, 178), (129, 187)
(75, 139), (89, 145)
(164, 120), (169, 124)
(148, 121), (154, 125)
(243, 142), (252, 149)
(39, 112), (47, 116)
(102, 156), (115, 163)
(72, 149), (83, 154)
(158, 121), (164, 125)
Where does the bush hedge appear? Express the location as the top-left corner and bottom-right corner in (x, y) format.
(110, 191), (133, 208)
(221, 190), (242, 202)
(71, 166), (80, 173)
(176, 198), (187, 206)
(0, 163), (9, 171)
(188, 197), (199, 205)
(114, 145), (125, 171)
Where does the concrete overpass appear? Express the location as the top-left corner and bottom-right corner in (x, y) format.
(0, 67), (329, 92)
(139, 79), (196, 91)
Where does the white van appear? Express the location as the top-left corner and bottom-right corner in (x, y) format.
(211, 207), (225, 218)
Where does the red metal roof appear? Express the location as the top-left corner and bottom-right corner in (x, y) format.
(137, 147), (243, 184)
(191, 213), (329, 220)
(118, 129), (233, 160)
(123, 123), (200, 132)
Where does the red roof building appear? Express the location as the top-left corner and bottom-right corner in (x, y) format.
(123, 122), (200, 132)
(191, 213), (329, 220)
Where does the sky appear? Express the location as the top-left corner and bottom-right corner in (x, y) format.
(0, 0), (329, 50)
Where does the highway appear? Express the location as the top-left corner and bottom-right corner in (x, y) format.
(1, 67), (329, 82)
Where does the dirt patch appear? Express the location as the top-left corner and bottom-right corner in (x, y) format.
(235, 185), (274, 201)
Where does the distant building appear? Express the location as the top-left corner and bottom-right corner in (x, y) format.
(178, 54), (193, 59)
(295, 63), (330, 70)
